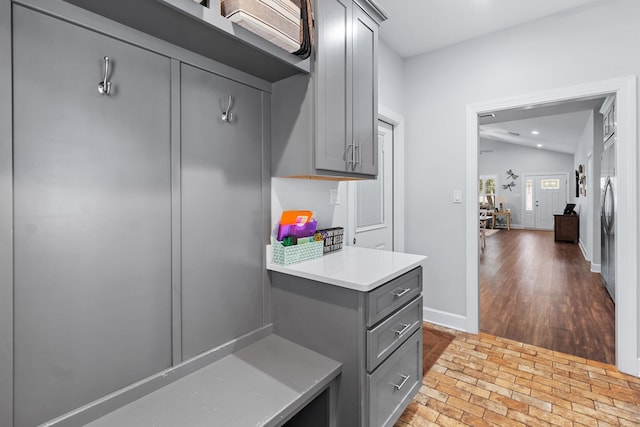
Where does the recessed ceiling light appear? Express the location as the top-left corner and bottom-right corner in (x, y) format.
(532, 131), (539, 135)
(536, 144), (543, 148)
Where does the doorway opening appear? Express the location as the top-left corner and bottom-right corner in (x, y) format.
(347, 105), (406, 253)
(465, 77), (638, 375)
(348, 120), (394, 250)
(477, 99), (613, 362)
(522, 173), (569, 230)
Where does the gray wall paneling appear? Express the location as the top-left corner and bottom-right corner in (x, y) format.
(170, 58), (183, 364)
(0, 0), (14, 425)
(12, 6), (173, 425)
(262, 91), (273, 324)
(6, 0), (273, 424)
(15, 0), (271, 94)
(180, 63), (265, 360)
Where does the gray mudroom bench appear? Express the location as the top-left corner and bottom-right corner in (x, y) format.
(86, 334), (341, 427)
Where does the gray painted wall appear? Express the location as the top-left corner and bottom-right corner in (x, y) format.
(0, 0), (13, 425)
(478, 140), (574, 226)
(402, 0), (640, 326)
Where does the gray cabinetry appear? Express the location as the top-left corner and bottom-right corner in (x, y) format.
(180, 63), (265, 360)
(9, 2), (272, 425)
(314, 0), (352, 173)
(351, 5), (378, 175)
(271, 267), (422, 427)
(272, 0), (386, 179)
(13, 6), (172, 426)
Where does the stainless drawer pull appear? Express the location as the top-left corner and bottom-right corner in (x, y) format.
(391, 288), (411, 298)
(392, 323), (411, 337)
(392, 374), (410, 390)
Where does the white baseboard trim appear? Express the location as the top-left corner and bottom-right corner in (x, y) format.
(578, 240), (590, 261)
(591, 263), (601, 273)
(423, 307), (467, 332)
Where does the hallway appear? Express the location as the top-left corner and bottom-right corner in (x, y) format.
(480, 229), (615, 364)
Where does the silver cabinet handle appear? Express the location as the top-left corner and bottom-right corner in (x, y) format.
(346, 142), (355, 167)
(352, 140), (356, 169)
(97, 56), (112, 95)
(354, 142), (360, 167)
(392, 323), (411, 336)
(392, 374), (410, 390)
(391, 288), (411, 298)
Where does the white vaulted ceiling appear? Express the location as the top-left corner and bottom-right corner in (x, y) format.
(479, 111), (593, 154)
(478, 98), (606, 154)
(374, 0), (603, 58)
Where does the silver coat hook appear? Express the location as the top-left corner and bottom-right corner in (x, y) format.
(98, 56), (112, 95)
(221, 95), (233, 123)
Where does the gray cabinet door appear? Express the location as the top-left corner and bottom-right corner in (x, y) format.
(315, 0), (353, 173)
(180, 64), (264, 360)
(352, 5), (378, 175)
(13, 6), (172, 427)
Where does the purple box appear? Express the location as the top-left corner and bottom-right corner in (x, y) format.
(277, 219), (317, 241)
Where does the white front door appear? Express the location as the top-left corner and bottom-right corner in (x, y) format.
(348, 121), (393, 250)
(524, 174), (567, 230)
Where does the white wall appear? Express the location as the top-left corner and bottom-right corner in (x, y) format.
(402, 0), (640, 328)
(479, 140), (574, 226)
(270, 38), (405, 236)
(378, 39), (405, 115)
(572, 110), (604, 267)
(573, 112), (593, 259)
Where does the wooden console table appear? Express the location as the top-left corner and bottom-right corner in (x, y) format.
(554, 214), (579, 243)
(491, 210), (511, 230)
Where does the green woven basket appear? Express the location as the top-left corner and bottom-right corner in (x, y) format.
(271, 236), (324, 265)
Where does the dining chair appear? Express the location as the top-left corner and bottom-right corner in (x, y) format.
(479, 209), (490, 250)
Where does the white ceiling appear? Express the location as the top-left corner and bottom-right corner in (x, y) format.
(480, 111), (593, 154)
(478, 98), (606, 154)
(375, 0), (603, 58)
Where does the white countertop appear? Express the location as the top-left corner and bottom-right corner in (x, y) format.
(266, 245), (427, 292)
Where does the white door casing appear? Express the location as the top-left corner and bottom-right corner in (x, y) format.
(465, 76), (638, 376)
(348, 120), (393, 250)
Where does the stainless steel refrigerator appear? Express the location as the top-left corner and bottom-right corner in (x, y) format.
(600, 130), (616, 302)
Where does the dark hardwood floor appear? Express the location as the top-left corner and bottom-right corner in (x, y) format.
(480, 229), (615, 364)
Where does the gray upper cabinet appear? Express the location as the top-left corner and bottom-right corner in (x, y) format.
(13, 6), (172, 426)
(352, 5), (378, 175)
(314, 0), (353, 173)
(180, 63), (265, 360)
(272, 0), (387, 179)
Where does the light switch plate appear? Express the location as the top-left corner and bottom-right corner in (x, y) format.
(453, 189), (462, 204)
(330, 188), (340, 205)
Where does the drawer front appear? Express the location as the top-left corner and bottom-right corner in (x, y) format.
(367, 296), (422, 372)
(366, 267), (422, 327)
(367, 329), (422, 427)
